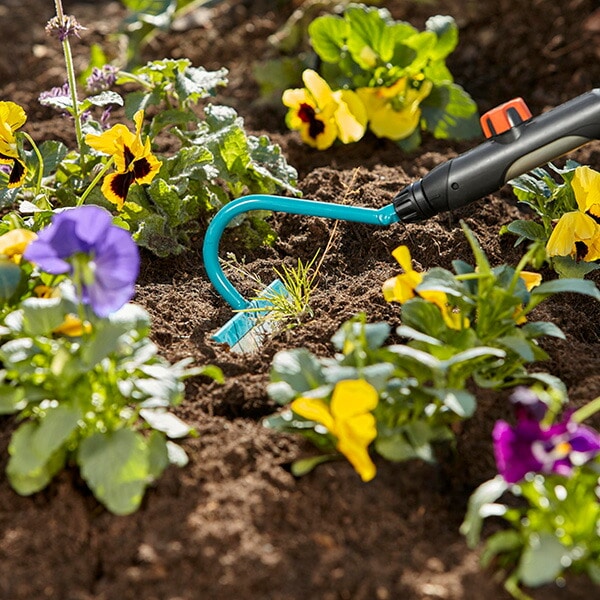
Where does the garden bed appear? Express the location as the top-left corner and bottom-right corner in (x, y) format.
(0, 0), (599, 598)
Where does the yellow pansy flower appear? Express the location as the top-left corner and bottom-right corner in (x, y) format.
(546, 210), (600, 262)
(291, 379), (378, 482)
(52, 313), (92, 337)
(85, 110), (162, 209)
(356, 78), (432, 141)
(282, 69), (367, 150)
(513, 270), (542, 324)
(383, 245), (468, 329)
(571, 165), (600, 218)
(0, 101), (27, 188)
(0, 228), (37, 263)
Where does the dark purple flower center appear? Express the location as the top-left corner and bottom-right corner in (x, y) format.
(297, 103), (325, 139)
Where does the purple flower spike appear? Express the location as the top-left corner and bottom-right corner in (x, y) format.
(493, 413), (600, 484)
(24, 206), (140, 317)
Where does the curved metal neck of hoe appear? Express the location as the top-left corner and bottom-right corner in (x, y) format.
(202, 194), (400, 310)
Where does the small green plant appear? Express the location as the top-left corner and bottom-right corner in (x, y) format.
(383, 221), (600, 388)
(503, 162), (600, 278)
(0, 1), (300, 256)
(263, 222), (599, 481)
(280, 4), (480, 150)
(0, 206), (223, 514)
(461, 388), (600, 599)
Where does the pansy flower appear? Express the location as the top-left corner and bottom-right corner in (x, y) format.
(356, 77), (432, 141)
(23, 205), (140, 317)
(493, 390), (600, 484)
(85, 110), (162, 209)
(282, 69), (367, 150)
(0, 101), (27, 188)
(291, 379), (378, 482)
(383, 245), (468, 330)
(546, 166), (600, 262)
(0, 229), (37, 264)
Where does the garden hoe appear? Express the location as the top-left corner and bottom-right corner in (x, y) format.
(203, 88), (600, 352)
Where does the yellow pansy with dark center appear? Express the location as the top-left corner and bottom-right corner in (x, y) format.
(297, 103), (325, 140)
(85, 110), (162, 209)
(0, 101), (27, 188)
(282, 69), (366, 150)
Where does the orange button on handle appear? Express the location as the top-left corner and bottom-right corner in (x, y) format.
(480, 98), (533, 138)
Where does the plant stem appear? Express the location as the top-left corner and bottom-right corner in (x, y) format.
(77, 157), (114, 206)
(21, 132), (44, 198)
(572, 395), (600, 424)
(54, 0), (85, 165)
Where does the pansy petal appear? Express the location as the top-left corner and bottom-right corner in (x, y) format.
(302, 69), (334, 109)
(8, 158), (26, 187)
(336, 436), (377, 482)
(102, 171), (135, 209)
(546, 211), (598, 257)
(572, 166), (600, 213)
(290, 397), (335, 432)
(330, 379), (378, 421)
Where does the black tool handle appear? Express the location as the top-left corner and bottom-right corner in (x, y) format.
(393, 88), (600, 222)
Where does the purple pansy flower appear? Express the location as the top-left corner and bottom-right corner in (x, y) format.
(493, 398), (600, 484)
(23, 205), (140, 317)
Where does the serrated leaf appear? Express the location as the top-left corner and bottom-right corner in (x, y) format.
(175, 66), (228, 105)
(87, 91), (124, 107)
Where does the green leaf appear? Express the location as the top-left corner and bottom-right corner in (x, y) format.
(291, 454), (337, 477)
(139, 408), (191, 438)
(0, 384), (26, 414)
(480, 530), (523, 568)
(425, 15), (458, 60)
(531, 278), (600, 301)
(147, 430), (169, 479)
(521, 321), (566, 340)
(345, 5), (394, 65)
(77, 429), (151, 515)
(38, 140), (69, 177)
(308, 15), (349, 63)
(421, 83), (481, 140)
(87, 91), (124, 108)
(502, 220), (547, 243)
(174, 66), (228, 105)
(551, 255), (600, 279)
(269, 348), (326, 394)
(0, 259), (22, 301)
(518, 532), (568, 587)
(7, 405), (81, 495)
(460, 475), (509, 547)
(441, 389), (476, 418)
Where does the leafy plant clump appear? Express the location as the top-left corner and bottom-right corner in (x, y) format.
(0, 206), (223, 515)
(1, 3), (300, 256)
(461, 388), (600, 599)
(504, 162), (600, 279)
(278, 4), (480, 150)
(263, 222), (600, 481)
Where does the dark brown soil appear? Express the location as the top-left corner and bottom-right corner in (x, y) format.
(1, 1), (600, 599)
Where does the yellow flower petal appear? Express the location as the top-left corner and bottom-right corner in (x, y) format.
(337, 435), (377, 482)
(52, 314), (92, 337)
(546, 211), (599, 258)
(0, 228), (37, 262)
(330, 379), (379, 421)
(572, 166), (600, 214)
(302, 69), (334, 109)
(291, 396), (335, 432)
(519, 270), (542, 291)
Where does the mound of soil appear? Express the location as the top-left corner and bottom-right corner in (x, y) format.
(0, 1), (599, 599)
